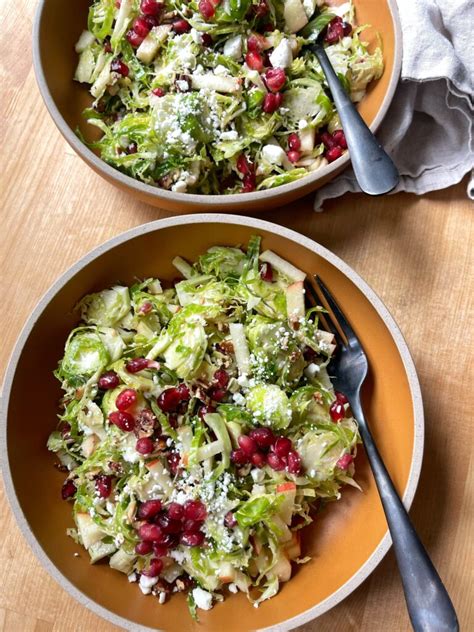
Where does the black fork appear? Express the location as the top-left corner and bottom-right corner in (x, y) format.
(306, 276), (459, 632)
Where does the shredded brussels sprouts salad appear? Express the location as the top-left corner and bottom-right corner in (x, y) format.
(48, 236), (361, 615)
(74, 0), (383, 194)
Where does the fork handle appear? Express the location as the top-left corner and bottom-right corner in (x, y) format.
(350, 401), (459, 632)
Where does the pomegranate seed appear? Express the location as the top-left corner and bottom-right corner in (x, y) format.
(274, 437), (292, 458)
(152, 87), (165, 97)
(115, 388), (137, 411)
(287, 133), (301, 151)
(342, 21), (352, 36)
(253, 0), (269, 16)
(329, 400), (345, 421)
(326, 146), (343, 163)
(152, 543), (169, 557)
(214, 369), (229, 389)
(139, 301), (153, 314)
(231, 448), (249, 465)
(126, 29), (144, 47)
(138, 523), (163, 542)
(264, 68), (286, 92)
(325, 19), (344, 44)
(61, 479), (76, 500)
(286, 450), (302, 474)
(267, 452), (285, 471)
(321, 131), (335, 149)
(157, 515), (182, 534)
(177, 383), (190, 400)
(242, 173), (256, 192)
(335, 391), (348, 404)
(127, 142), (138, 155)
(224, 511), (237, 528)
(98, 371), (119, 390)
(259, 262), (273, 282)
(201, 32), (213, 46)
(209, 387), (226, 402)
(136, 437), (154, 455)
(141, 0), (162, 15)
(95, 474), (112, 498)
(172, 19), (191, 34)
(138, 499), (162, 520)
(60, 422), (71, 437)
(142, 558), (164, 577)
(184, 500), (207, 521)
(251, 451), (266, 468)
(183, 519), (203, 533)
(167, 451), (181, 475)
(237, 154), (251, 175)
(336, 453), (353, 470)
(126, 358), (149, 373)
(303, 346), (317, 362)
(180, 532), (205, 546)
(135, 540), (153, 555)
(333, 129), (347, 149)
(249, 427), (275, 448)
(246, 51), (264, 71)
(109, 410), (135, 431)
(263, 92), (282, 113)
(157, 387), (181, 412)
(133, 16), (151, 37)
(104, 40), (112, 53)
(167, 502), (184, 521)
(247, 34), (265, 53)
(155, 532), (178, 547)
(287, 150), (300, 163)
(198, 404), (216, 420)
(110, 58), (129, 77)
(199, 0), (215, 19)
(238, 434), (257, 455)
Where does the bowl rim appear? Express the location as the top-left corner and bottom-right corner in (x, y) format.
(1, 214), (423, 631)
(32, 0), (402, 207)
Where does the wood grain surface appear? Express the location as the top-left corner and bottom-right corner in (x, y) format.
(1, 1), (473, 630)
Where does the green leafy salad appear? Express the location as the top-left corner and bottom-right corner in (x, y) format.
(48, 236), (360, 614)
(74, 0), (383, 193)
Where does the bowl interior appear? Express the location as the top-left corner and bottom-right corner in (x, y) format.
(35, 0), (399, 209)
(5, 221), (416, 631)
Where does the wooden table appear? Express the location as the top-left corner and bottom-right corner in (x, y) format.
(1, 2), (473, 629)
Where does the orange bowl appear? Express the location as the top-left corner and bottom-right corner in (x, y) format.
(1, 216), (423, 630)
(32, 1), (402, 212)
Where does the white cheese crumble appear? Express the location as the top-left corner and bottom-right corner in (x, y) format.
(192, 587), (214, 610)
(214, 64), (229, 76)
(128, 572), (137, 583)
(220, 130), (239, 141)
(158, 592), (166, 604)
(223, 35), (243, 60)
(269, 39), (293, 69)
(262, 144), (287, 165)
(232, 392), (246, 406)
(228, 583), (238, 593)
(139, 575), (158, 595)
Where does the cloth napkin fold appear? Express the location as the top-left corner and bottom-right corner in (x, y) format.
(313, 0), (474, 210)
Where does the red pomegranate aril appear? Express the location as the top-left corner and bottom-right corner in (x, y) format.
(246, 51), (263, 71)
(326, 146), (343, 163)
(98, 370), (119, 390)
(111, 58), (129, 77)
(145, 14), (160, 27)
(61, 479), (76, 500)
(172, 18), (191, 33)
(321, 131), (335, 149)
(126, 358), (149, 373)
(184, 500), (207, 521)
(242, 173), (256, 192)
(133, 16), (151, 37)
(198, 404), (216, 420)
(253, 0), (269, 16)
(342, 21), (352, 36)
(287, 150), (300, 163)
(249, 427), (275, 448)
(95, 474), (113, 498)
(209, 387), (226, 402)
(231, 448), (249, 465)
(152, 87), (165, 97)
(135, 540), (153, 555)
(138, 499), (162, 520)
(141, 0), (162, 15)
(167, 451), (181, 475)
(177, 383), (190, 400)
(303, 345), (317, 362)
(157, 515), (182, 534)
(109, 410), (135, 432)
(152, 543), (169, 557)
(237, 154), (251, 175)
(329, 400), (345, 421)
(157, 387), (181, 412)
(286, 450), (302, 474)
(274, 436), (292, 458)
(267, 452), (285, 471)
(180, 532), (205, 546)
(136, 437), (154, 455)
(332, 129), (347, 149)
(201, 32), (213, 46)
(183, 519), (203, 533)
(60, 422), (71, 437)
(263, 92), (282, 114)
(287, 133), (301, 151)
(126, 29), (144, 47)
(251, 451), (266, 468)
(214, 368), (230, 389)
(138, 523), (163, 542)
(142, 557), (164, 577)
(238, 434), (257, 455)
(336, 453), (353, 470)
(199, 0), (215, 19)
(247, 34), (265, 53)
(335, 391), (348, 404)
(167, 502), (184, 521)
(155, 532), (179, 548)
(224, 511), (237, 528)
(115, 388), (137, 411)
(127, 142), (138, 155)
(325, 18), (344, 44)
(259, 262), (273, 282)
(264, 68), (286, 92)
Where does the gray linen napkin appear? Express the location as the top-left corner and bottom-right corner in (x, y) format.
(313, 0), (474, 210)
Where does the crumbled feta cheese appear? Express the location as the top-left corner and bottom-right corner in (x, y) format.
(158, 592), (166, 604)
(214, 64), (229, 76)
(74, 552), (80, 557)
(220, 130), (239, 141)
(269, 39), (293, 69)
(262, 144), (287, 165)
(298, 119), (309, 129)
(192, 587), (214, 611)
(123, 444), (140, 463)
(171, 180), (188, 193)
(228, 583), (238, 593)
(170, 549), (186, 564)
(232, 392), (246, 406)
(139, 574), (158, 595)
(128, 572), (137, 583)
(190, 28), (203, 44)
(251, 468), (265, 483)
(223, 34), (243, 60)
